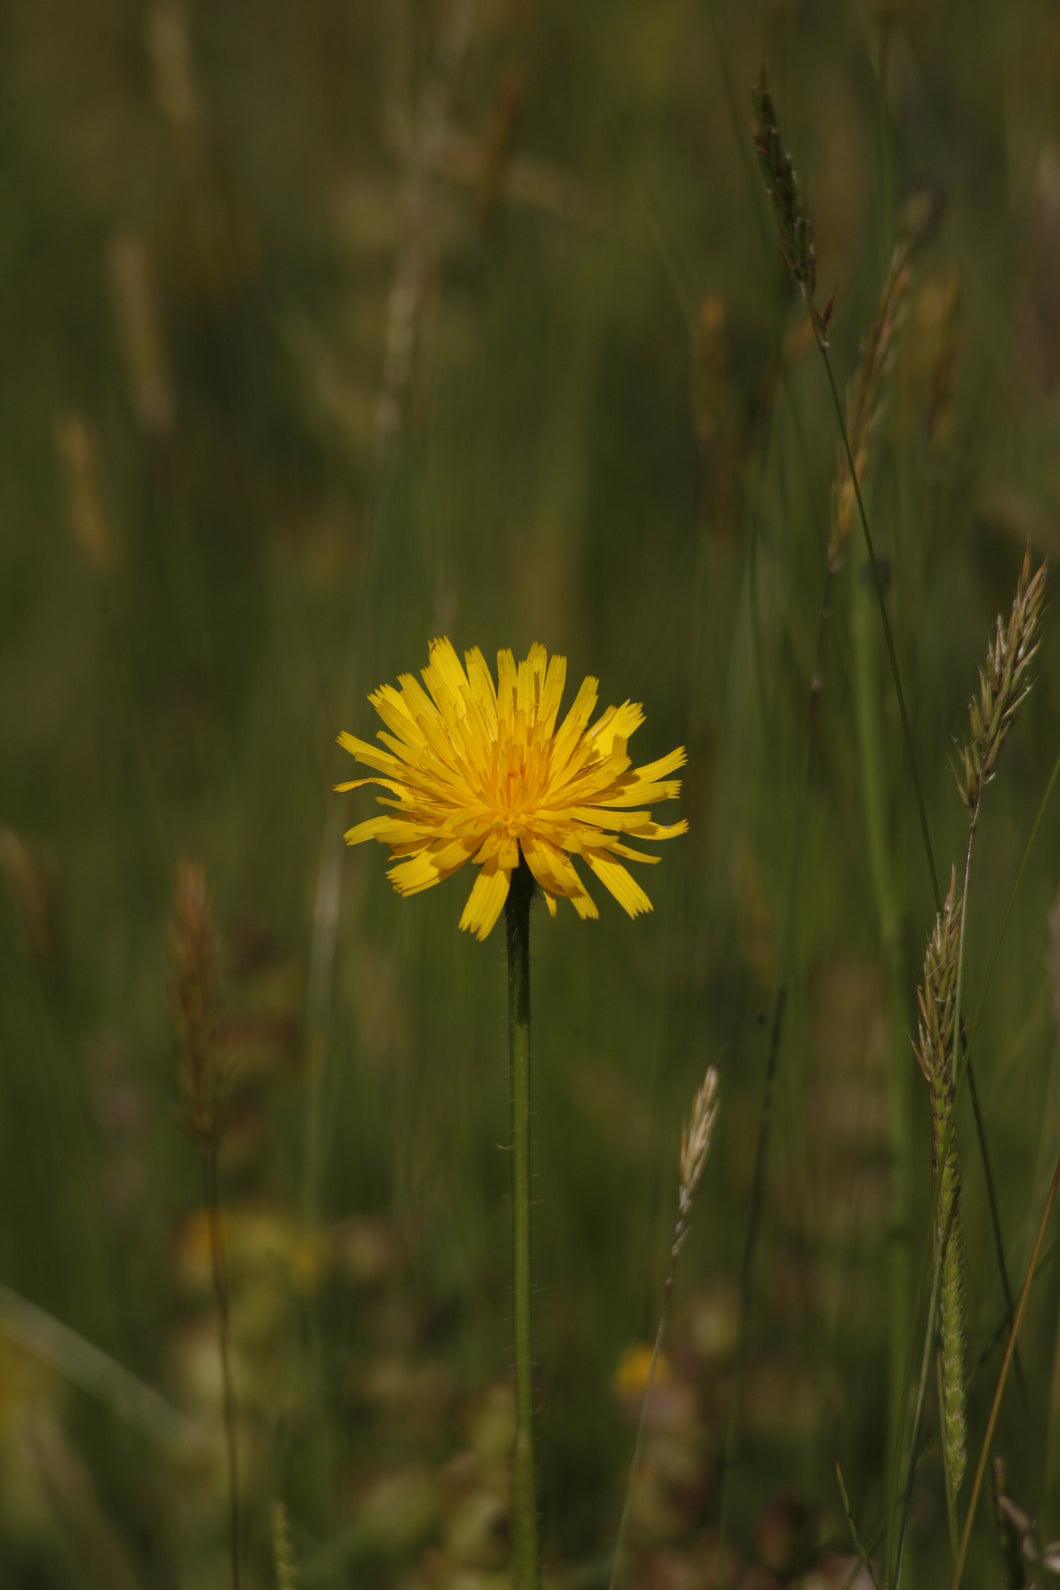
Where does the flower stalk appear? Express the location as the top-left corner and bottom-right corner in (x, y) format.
(505, 860), (539, 1590)
(335, 640), (687, 1590)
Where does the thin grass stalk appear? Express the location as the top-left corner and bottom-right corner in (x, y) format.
(851, 542), (913, 1488)
(837, 252), (919, 1484)
(934, 1146), (965, 1558)
(203, 1150), (242, 1590)
(717, 258), (911, 1580)
(0, 1280), (198, 1451)
(883, 1149), (937, 1586)
(913, 874), (967, 1560)
(951, 1152), (1060, 1590)
(505, 861), (539, 1590)
(992, 1457), (1033, 1590)
(611, 1068), (718, 1590)
(749, 102), (954, 1537)
(891, 1176), (953, 1590)
(891, 1044), (1042, 1586)
(296, 823), (343, 1522)
(896, 558), (1046, 1576)
(704, 78), (842, 1572)
(835, 1461), (882, 1590)
(716, 635), (814, 1580)
(948, 821), (1029, 1409)
(704, 327), (825, 1581)
(816, 348), (939, 905)
(966, 746), (1060, 1053)
(889, 749), (1060, 1584)
(610, 1315), (669, 1590)
(716, 394), (844, 1574)
(748, 95), (933, 1554)
(271, 1500), (300, 1590)
(708, 376), (826, 1581)
(825, 315), (1033, 1402)
(1045, 1273), (1060, 1531)
(889, 876), (965, 1584)
(748, 76), (934, 897)
(172, 861), (241, 1590)
(749, 74), (1040, 1584)
(946, 552), (1047, 1422)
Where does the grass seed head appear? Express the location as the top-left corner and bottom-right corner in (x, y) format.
(915, 867), (961, 1093)
(957, 550), (1048, 811)
(751, 72), (824, 332)
(830, 235), (916, 569)
(675, 1065), (719, 1255)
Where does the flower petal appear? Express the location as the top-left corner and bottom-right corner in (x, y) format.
(521, 833), (598, 918)
(459, 861), (512, 940)
(585, 852), (654, 917)
(336, 639), (686, 936)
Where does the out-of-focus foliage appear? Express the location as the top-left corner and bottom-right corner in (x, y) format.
(2, 1), (1060, 1585)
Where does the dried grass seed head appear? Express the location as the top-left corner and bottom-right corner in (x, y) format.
(680, 1065), (719, 1210)
(830, 235), (916, 569)
(956, 549), (1048, 810)
(914, 867), (961, 1090)
(751, 72), (818, 309)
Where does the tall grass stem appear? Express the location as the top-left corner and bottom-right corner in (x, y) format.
(850, 556), (912, 1482)
(717, 625), (818, 1573)
(202, 1148), (242, 1590)
(951, 1152), (1060, 1589)
(891, 1182), (951, 1590)
(817, 345), (940, 909)
(609, 1284), (671, 1590)
(505, 862), (539, 1590)
(836, 1461), (882, 1590)
(612, 1068), (718, 1590)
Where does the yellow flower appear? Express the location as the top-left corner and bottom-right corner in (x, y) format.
(613, 1341), (673, 1399)
(336, 639), (688, 940)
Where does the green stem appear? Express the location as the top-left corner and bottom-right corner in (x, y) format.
(892, 1174), (951, 1590)
(717, 551), (830, 1582)
(609, 1259), (675, 1590)
(505, 861), (539, 1590)
(934, 1123), (963, 1560)
(203, 1144), (242, 1590)
(953, 818), (1027, 1410)
(951, 1151), (1060, 1590)
(816, 339), (940, 912)
(850, 548), (912, 1488)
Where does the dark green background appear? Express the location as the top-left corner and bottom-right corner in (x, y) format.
(2, 2), (1059, 1585)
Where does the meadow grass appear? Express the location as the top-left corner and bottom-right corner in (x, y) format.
(1, 3), (1060, 1587)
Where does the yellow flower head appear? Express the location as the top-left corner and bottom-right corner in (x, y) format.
(336, 639), (688, 940)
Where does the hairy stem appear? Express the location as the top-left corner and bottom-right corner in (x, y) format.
(505, 862), (539, 1590)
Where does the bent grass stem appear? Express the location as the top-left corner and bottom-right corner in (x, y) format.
(951, 1152), (1060, 1589)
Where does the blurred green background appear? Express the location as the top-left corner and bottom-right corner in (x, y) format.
(2, 1), (1060, 1585)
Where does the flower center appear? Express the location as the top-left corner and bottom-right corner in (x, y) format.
(490, 727), (548, 833)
